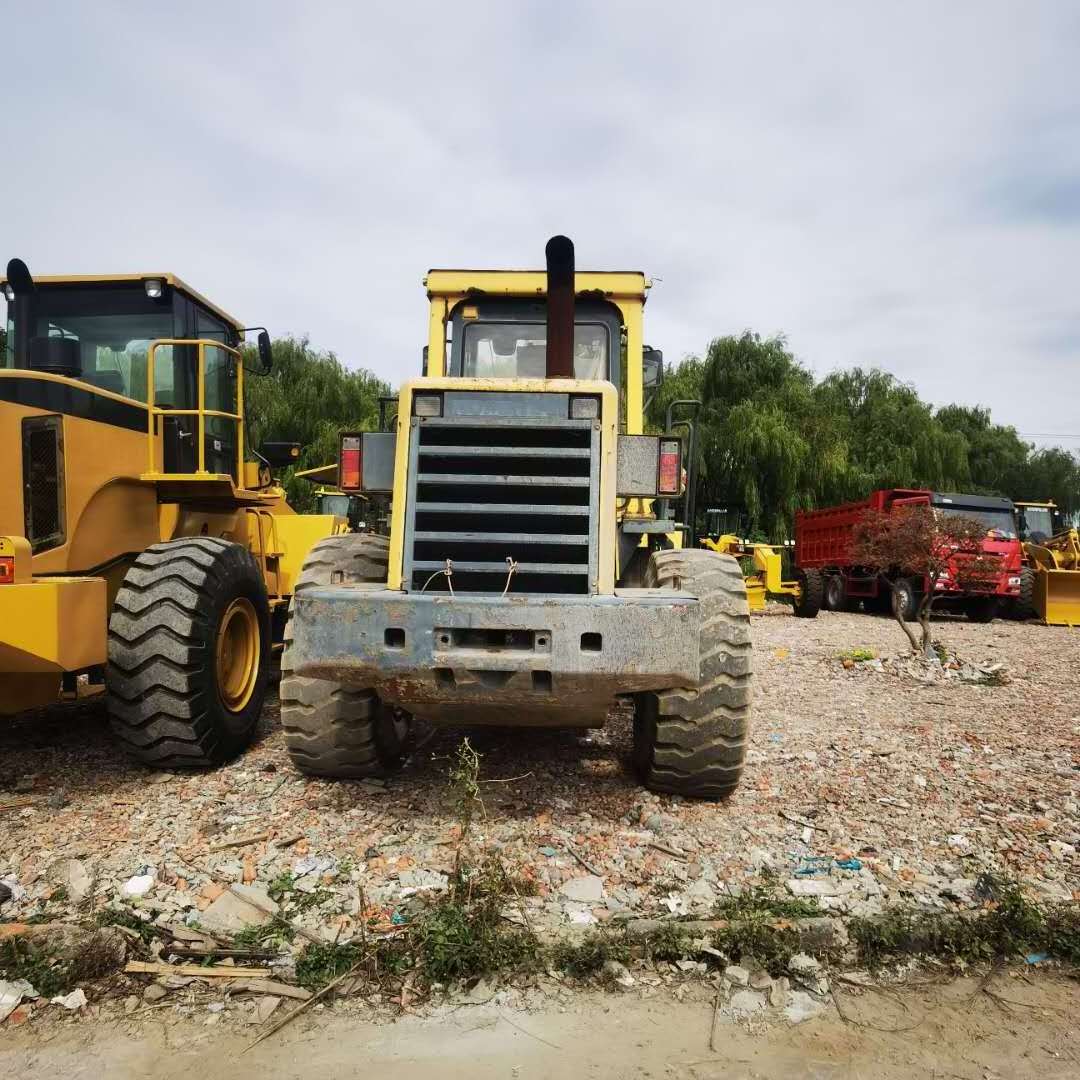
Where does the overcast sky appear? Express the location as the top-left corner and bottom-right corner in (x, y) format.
(6, 2), (1078, 446)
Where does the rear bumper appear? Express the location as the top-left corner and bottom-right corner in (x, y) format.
(289, 587), (701, 723)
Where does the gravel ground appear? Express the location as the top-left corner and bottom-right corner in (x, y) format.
(2, 609), (1078, 941)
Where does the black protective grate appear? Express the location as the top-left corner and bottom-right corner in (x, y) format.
(22, 416), (64, 552)
(405, 419), (598, 595)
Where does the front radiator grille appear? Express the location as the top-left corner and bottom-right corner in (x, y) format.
(22, 415), (65, 553)
(404, 417), (599, 594)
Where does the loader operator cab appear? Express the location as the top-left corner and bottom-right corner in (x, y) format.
(449, 299), (619, 384)
(2, 263), (272, 484)
(1015, 502), (1061, 544)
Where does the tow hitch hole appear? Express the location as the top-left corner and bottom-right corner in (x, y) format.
(532, 670), (552, 692)
(580, 632), (602, 652)
(384, 627), (405, 648)
(435, 667), (455, 687)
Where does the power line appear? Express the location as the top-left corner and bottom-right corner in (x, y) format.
(1017, 432), (1080, 441)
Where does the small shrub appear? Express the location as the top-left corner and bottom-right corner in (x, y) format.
(837, 648), (876, 663)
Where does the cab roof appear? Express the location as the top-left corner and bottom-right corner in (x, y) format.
(424, 269), (649, 303)
(0, 272), (244, 333)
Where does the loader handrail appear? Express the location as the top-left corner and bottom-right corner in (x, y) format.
(145, 338), (244, 478)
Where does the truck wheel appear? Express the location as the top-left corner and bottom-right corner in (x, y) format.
(965, 596), (998, 623)
(823, 574), (846, 611)
(280, 534), (409, 778)
(633, 549), (752, 800)
(107, 538), (270, 767)
(792, 568), (824, 618)
(891, 578), (919, 622)
(1013, 568), (1036, 619)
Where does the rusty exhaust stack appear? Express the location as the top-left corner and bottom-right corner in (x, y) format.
(545, 235), (575, 379)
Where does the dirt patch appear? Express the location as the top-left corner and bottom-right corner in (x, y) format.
(1, 973), (1078, 1079)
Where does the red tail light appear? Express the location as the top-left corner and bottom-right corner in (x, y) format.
(340, 436), (362, 490)
(0, 557), (13, 584)
(658, 438), (682, 496)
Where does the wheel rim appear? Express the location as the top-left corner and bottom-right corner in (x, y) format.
(216, 598), (260, 712)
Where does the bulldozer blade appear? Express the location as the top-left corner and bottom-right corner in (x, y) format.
(1036, 569), (1080, 627)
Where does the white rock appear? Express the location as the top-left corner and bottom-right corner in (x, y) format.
(784, 990), (826, 1024)
(560, 875), (604, 903)
(788, 953), (821, 976)
(0, 979), (37, 1023)
(724, 964), (751, 986)
(200, 884), (278, 933)
(120, 874), (155, 899)
(602, 960), (636, 990)
(251, 996), (282, 1024)
(50, 988), (87, 1011)
(729, 989), (766, 1013)
(57, 859), (93, 904)
(787, 879), (848, 898)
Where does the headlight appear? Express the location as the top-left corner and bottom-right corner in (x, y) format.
(413, 393), (443, 417)
(570, 395), (599, 419)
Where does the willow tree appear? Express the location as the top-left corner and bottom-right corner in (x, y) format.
(243, 336), (389, 509)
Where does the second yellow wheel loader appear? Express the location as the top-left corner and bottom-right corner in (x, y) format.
(0, 260), (345, 765)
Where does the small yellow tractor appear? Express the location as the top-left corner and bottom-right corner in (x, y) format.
(280, 237), (753, 799)
(1, 260), (345, 764)
(699, 509), (801, 612)
(1014, 501), (1080, 625)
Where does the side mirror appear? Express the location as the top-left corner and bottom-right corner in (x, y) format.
(257, 330), (273, 374)
(261, 441), (302, 468)
(643, 346), (664, 390)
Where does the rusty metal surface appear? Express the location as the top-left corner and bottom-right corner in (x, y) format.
(289, 587), (701, 720)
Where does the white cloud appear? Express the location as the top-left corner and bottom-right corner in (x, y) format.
(5, 1), (1078, 445)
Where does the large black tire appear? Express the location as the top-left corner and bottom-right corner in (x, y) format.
(107, 538), (270, 767)
(823, 574), (846, 612)
(280, 534), (409, 778)
(633, 549), (752, 800)
(1013, 567), (1037, 619)
(792, 568), (824, 618)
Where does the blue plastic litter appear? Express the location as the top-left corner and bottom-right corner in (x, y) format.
(1024, 952), (1048, 965)
(795, 855), (863, 876)
(391, 911), (407, 925)
(794, 856), (833, 876)
(539, 846), (558, 858)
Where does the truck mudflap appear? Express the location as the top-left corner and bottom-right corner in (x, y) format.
(288, 587), (702, 726)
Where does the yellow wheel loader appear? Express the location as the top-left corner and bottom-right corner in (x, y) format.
(280, 237), (753, 799)
(0, 260), (345, 765)
(699, 509), (801, 612)
(1013, 501), (1080, 625)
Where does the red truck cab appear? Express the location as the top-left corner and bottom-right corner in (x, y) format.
(794, 489), (1022, 621)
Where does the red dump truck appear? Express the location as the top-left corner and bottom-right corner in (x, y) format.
(792, 489), (1023, 621)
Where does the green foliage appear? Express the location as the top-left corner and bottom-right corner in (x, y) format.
(649, 334), (1080, 538)
(713, 879), (822, 920)
(850, 878), (1080, 970)
(295, 940), (363, 990)
(548, 931), (632, 977)
(243, 335), (390, 511)
(96, 906), (160, 946)
(0, 936), (71, 997)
